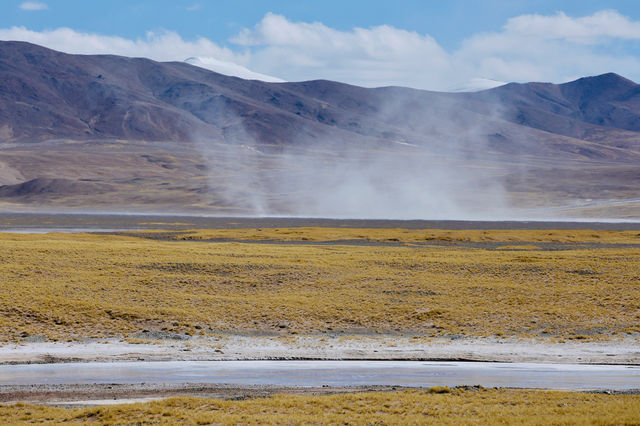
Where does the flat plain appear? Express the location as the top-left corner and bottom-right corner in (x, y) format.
(1, 216), (639, 423)
(1, 224), (639, 342)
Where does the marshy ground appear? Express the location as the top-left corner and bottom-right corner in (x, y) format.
(2, 388), (640, 424)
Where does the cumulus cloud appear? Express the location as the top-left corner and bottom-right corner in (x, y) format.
(232, 12), (451, 89)
(0, 26), (244, 63)
(1, 10), (640, 89)
(504, 10), (640, 43)
(0, 26), (288, 81)
(456, 10), (640, 84)
(231, 11), (640, 89)
(19, 1), (47, 11)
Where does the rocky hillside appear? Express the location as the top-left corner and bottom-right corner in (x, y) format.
(1, 41), (639, 161)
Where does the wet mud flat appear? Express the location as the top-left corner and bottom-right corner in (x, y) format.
(3, 382), (635, 408)
(1, 212), (640, 232)
(0, 383), (394, 406)
(111, 232), (640, 251)
(1, 360), (639, 407)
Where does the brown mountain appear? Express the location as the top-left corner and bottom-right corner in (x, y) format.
(0, 41), (639, 218)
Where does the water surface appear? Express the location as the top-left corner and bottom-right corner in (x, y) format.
(2, 361), (638, 390)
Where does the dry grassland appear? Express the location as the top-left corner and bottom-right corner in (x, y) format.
(177, 227), (640, 244)
(1, 388), (639, 424)
(0, 229), (639, 341)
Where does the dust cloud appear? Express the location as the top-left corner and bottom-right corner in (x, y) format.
(192, 90), (513, 220)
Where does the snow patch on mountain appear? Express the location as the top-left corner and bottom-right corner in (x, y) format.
(185, 56), (285, 82)
(447, 77), (506, 92)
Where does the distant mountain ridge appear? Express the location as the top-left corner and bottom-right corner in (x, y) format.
(1, 41), (639, 163)
(1, 41), (640, 218)
(470, 73), (640, 139)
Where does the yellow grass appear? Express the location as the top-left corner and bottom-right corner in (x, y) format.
(177, 227), (640, 244)
(0, 229), (639, 341)
(1, 389), (639, 424)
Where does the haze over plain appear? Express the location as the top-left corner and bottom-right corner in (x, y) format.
(1, 1), (639, 219)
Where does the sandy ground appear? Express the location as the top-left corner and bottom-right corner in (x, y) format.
(1, 336), (638, 365)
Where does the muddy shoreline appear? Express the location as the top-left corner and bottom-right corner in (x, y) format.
(2, 337), (638, 366)
(0, 383), (449, 406)
(3, 383), (638, 408)
(3, 360), (640, 407)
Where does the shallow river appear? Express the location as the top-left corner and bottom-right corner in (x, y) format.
(2, 361), (639, 390)
(1, 213), (640, 233)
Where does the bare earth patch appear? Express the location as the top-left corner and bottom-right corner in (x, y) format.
(1, 336), (639, 365)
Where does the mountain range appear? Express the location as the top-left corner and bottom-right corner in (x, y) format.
(0, 41), (638, 218)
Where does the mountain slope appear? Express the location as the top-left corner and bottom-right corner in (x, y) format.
(0, 41), (639, 218)
(1, 41), (639, 159)
(464, 73), (640, 145)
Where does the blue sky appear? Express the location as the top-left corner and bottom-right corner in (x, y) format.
(2, 1), (640, 89)
(4, 0), (640, 49)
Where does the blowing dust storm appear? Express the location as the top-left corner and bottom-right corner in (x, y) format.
(192, 90), (513, 220)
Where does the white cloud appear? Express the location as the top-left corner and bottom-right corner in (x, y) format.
(504, 10), (640, 43)
(19, 2), (47, 11)
(186, 4), (200, 12)
(1, 10), (640, 90)
(0, 26), (244, 63)
(232, 13), (451, 89)
(232, 11), (640, 89)
(0, 26), (284, 82)
(455, 10), (640, 84)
